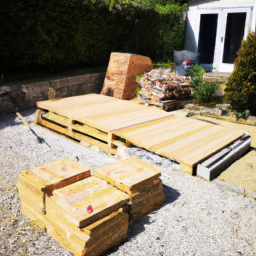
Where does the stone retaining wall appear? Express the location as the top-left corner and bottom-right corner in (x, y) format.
(0, 72), (105, 116)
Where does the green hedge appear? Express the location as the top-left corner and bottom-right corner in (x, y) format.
(0, 0), (185, 72)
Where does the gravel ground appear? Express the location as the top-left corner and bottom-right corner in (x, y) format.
(1, 108), (256, 256)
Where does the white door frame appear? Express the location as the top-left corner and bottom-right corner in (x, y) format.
(218, 8), (252, 73)
(195, 7), (252, 72)
(195, 9), (222, 69)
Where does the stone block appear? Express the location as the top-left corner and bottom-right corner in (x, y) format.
(89, 145), (101, 153)
(0, 86), (10, 95)
(116, 146), (130, 160)
(214, 84), (226, 97)
(80, 141), (91, 148)
(247, 115), (256, 125)
(0, 93), (16, 115)
(101, 52), (153, 100)
(212, 108), (223, 116)
(216, 104), (230, 111)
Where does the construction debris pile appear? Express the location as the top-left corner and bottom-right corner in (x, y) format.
(18, 157), (164, 256)
(137, 68), (191, 103)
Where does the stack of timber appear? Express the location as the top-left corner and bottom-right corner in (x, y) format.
(35, 94), (245, 175)
(17, 158), (91, 213)
(18, 157), (165, 255)
(18, 158), (130, 256)
(95, 157), (164, 222)
(21, 202), (128, 256)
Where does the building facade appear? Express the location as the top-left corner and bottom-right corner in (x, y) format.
(185, 0), (256, 72)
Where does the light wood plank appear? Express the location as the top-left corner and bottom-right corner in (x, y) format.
(39, 119), (116, 154)
(47, 177), (129, 228)
(37, 94), (172, 132)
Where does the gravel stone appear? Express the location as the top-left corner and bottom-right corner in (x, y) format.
(1, 108), (256, 256)
(125, 147), (180, 170)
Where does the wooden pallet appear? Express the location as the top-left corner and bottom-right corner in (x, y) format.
(36, 94), (245, 174)
(140, 98), (193, 110)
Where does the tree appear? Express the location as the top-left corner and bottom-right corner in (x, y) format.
(224, 33), (256, 114)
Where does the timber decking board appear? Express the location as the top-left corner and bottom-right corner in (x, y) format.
(37, 94), (172, 132)
(117, 118), (244, 168)
(36, 94), (245, 174)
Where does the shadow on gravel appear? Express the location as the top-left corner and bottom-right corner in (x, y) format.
(163, 184), (180, 205)
(104, 185), (180, 255)
(0, 107), (36, 131)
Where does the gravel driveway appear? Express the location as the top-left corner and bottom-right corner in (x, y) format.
(1, 108), (256, 256)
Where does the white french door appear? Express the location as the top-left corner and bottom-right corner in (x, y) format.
(217, 8), (252, 72)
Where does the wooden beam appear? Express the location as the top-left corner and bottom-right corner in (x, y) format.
(39, 119), (116, 154)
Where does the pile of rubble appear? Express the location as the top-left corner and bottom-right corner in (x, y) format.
(137, 68), (191, 103)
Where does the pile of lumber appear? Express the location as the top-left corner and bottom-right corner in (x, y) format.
(18, 157), (164, 256)
(95, 157), (165, 222)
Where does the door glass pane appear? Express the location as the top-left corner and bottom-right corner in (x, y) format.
(198, 14), (218, 63)
(223, 13), (246, 64)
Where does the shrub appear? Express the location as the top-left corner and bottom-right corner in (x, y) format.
(224, 33), (256, 114)
(193, 81), (218, 103)
(189, 64), (205, 87)
(0, 0), (185, 73)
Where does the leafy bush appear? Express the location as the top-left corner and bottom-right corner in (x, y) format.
(0, 0), (185, 73)
(193, 81), (218, 103)
(189, 64), (205, 87)
(224, 33), (256, 114)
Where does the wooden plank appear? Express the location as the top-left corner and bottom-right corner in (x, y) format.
(192, 115), (256, 148)
(150, 123), (213, 152)
(72, 124), (108, 142)
(21, 200), (129, 256)
(180, 163), (194, 175)
(43, 112), (109, 142)
(18, 158), (90, 193)
(94, 157), (164, 222)
(112, 140), (126, 147)
(178, 130), (244, 166)
(39, 119), (117, 154)
(37, 94), (172, 132)
(156, 126), (224, 159)
(114, 116), (213, 151)
(47, 177), (129, 228)
(16, 112), (30, 128)
(34, 109), (45, 124)
(94, 157), (161, 195)
(108, 132), (114, 147)
(17, 158), (90, 214)
(114, 115), (179, 136)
